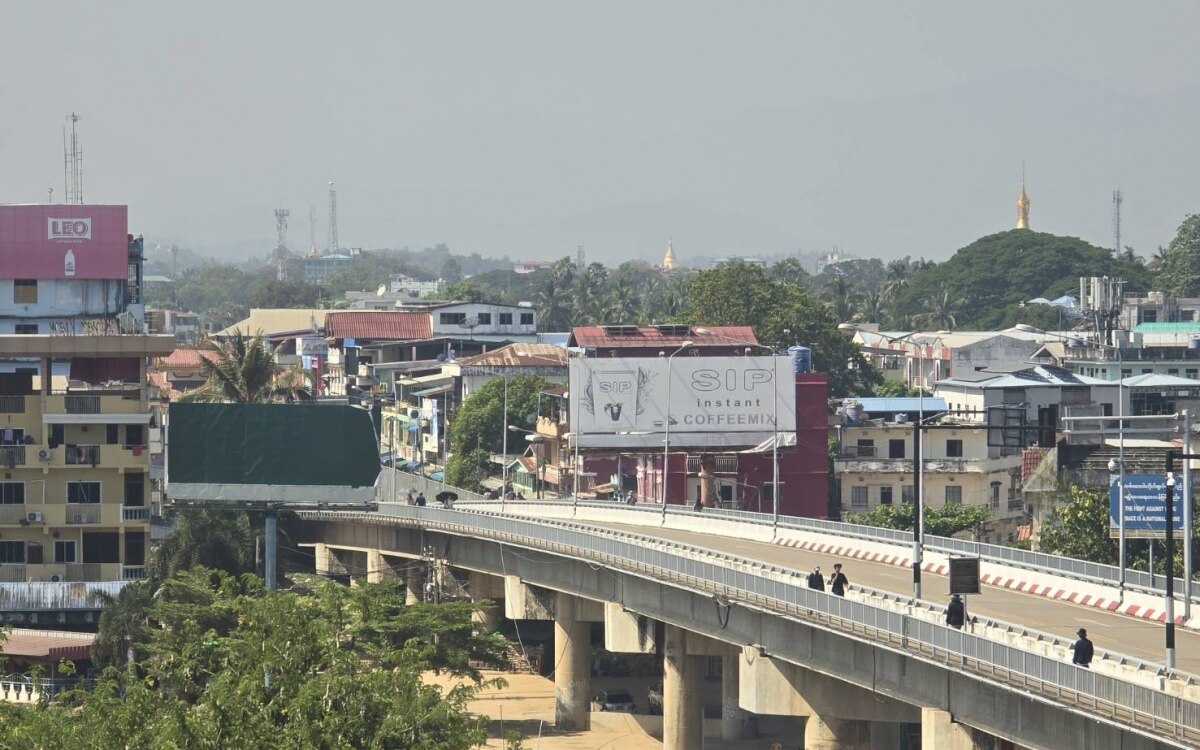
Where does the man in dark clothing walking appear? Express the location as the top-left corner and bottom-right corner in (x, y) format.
(807, 566), (825, 591)
(1071, 628), (1094, 668)
(415, 492), (426, 507)
(828, 563), (849, 597)
(944, 594), (966, 629)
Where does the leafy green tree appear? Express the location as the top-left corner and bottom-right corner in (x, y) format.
(245, 277), (321, 309)
(912, 282), (960, 330)
(445, 375), (549, 490)
(685, 262), (879, 397)
(3, 569), (508, 750)
(91, 580), (156, 668)
(1036, 485), (1118, 564)
(1156, 214), (1200, 296)
(770, 257), (812, 287)
(847, 502), (991, 539)
(872, 380), (923, 398)
(178, 331), (314, 403)
(440, 257), (464, 284)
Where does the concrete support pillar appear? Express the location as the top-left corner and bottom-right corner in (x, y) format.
(404, 562), (423, 605)
(721, 647), (754, 741)
(312, 543), (346, 577)
(553, 593), (590, 731)
(472, 603), (503, 632)
(663, 625), (702, 750)
(805, 715), (870, 750)
(365, 549), (401, 584)
(869, 722), (902, 750)
(921, 708), (977, 750)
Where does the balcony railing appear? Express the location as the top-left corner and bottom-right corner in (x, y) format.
(65, 505), (101, 525)
(122, 565), (147, 580)
(0, 565), (26, 582)
(64, 563), (103, 582)
(64, 395), (101, 414)
(0, 505), (27, 524)
(65, 445), (100, 465)
(121, 506), (150, 522)
(0, 446), (25, 468)
(0, 396), (24, 413)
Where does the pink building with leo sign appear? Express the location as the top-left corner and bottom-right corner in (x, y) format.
(0, 205), (129, 280)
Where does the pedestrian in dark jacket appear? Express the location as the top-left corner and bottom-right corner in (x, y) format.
(1071, 628), (1094, 668)
(807, 566), (825, 591)
(944, 594), (966, 629)
(415, 492), (426, 507)
(828, 563), (849, 596)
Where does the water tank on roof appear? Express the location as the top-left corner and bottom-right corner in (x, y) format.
(1066, 337), (1085, 348)
(1131, 332), (1144, 348)
(895, 413), (909, 423)
(843, 399), (863, 422)
(788, 345), (812, 374)
(1113, 330), (1130, 348)
(1189, 337), (1200, 350)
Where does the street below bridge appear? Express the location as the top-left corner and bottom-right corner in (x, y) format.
(595, 521), (1200, 676)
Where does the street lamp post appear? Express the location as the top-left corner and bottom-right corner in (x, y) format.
(839, 324), (943, 600)
(694, 328), (783, 527)
(662, 341), (694, 523)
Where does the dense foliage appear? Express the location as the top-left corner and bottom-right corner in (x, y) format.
(1, 569), (510, 750)
(1156, 214), (1200, 297)
(177, 332), (313, 403)
(445, 375), (549, 490)
(846, 501), (991, 538)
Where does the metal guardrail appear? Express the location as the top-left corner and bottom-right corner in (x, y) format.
(459, 496), (1196, 604)
(314, 504), (1200, 747)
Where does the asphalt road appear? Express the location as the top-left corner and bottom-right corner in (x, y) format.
(594, 521), (1200, 676)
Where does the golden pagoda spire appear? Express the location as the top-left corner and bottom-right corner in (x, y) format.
(661, 236), (678, 271)
(1016, 161), (1031, 230)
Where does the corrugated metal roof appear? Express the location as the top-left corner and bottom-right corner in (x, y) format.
(1134, 323), (1200, 333)
(217, 309), (327, 337)
(570, 325), (757, 349)
(458, 343), (567, 368)
(1, 628), (95, 659)
(1120, 374), (1200, 388)
(854, 397), (949, 412)
(156, 347), (219, 369)
(324, 311), (432, 341)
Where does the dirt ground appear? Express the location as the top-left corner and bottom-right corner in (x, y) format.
(425, 670), (803, 749)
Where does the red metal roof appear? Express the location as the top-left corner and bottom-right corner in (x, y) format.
(569, 325), (757, 349)
(1, 628), (95, 661)
(324, 311), (432, 341)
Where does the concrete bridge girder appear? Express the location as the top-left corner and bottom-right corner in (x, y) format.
(303, 519), (1179, 750)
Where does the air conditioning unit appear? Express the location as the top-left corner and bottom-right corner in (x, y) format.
(27, 512), (42, 523)
(37, 449), (51, 461)
(50, 574), (61, 583)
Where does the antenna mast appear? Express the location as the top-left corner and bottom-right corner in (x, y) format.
(63, 113), (84, 204)
(273, 208), (291, 282)
(326, 182), (339, 254)
(1112, 190), (1123, 254)
(308, 206), (318, 257)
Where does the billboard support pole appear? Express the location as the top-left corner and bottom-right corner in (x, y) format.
(1165, 455), (1177, 670)
(265, 509), (278, 592)
(661, 341), (693, 524)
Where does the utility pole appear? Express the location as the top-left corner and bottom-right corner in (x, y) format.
(327, 182), (339, 254)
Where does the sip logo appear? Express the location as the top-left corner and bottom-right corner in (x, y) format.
(47, 218), (92, 240)
(598, 381), (633, 394)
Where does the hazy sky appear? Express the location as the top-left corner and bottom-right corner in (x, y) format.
(2, 2), (1198, 265)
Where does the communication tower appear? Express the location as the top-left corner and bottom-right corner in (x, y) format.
(309, 206), (318, 257)
(273, 208), (291, 282)
(327, 182), (339, 254)
(1112, 190), (1123, 254)
(63, 113), (84, 204)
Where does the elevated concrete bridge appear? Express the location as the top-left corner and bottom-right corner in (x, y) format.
(298, 502), (1200, 750)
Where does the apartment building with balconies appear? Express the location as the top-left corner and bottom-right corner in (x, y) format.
(0, 204), (175, 616)
(833, 398), (1026, 543)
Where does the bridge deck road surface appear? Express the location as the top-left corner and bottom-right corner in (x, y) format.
(592, 522), (1200, 676)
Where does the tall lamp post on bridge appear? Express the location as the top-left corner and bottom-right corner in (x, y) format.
(839, 324), (947, 601)
(695, 328), (784, 529)
(1016, 324), (1131, 600)
(661, 341), (694, 524)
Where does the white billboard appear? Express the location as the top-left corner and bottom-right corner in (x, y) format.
(568, 356), (796, 435)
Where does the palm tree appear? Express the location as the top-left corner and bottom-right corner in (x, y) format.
(603, 279), (639, 323)
(1149, 245), (1170, 272)
(855, 291), (886, 324)
(91, 580), (156, 667)
(826, 276), (859, 322)
(912, 284), (960, 330)
(178, 331), (314, 403)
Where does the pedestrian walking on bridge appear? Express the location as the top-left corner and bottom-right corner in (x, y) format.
(828, 563), (848, 597)
(806, 566), (825, 591)
(1071, 628), (1094, 668)
(944, 594), (966, 629)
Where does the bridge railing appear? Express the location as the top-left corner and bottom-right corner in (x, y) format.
(454, 496), (1195, 603)
(339, 504), (1199, 747)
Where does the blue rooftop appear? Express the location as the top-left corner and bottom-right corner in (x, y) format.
(855, 397), (948, 413)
